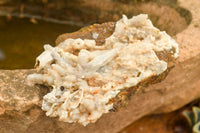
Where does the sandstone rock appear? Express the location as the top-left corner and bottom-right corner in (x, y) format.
(0, 0), (200, 133)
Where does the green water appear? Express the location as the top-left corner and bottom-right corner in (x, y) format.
(0, 16), (81, 69)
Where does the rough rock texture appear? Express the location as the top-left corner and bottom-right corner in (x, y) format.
(55, 17), (177, 113)
(0, 0), (200, 133)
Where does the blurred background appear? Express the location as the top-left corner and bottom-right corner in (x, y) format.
(0, 0), (191, 69)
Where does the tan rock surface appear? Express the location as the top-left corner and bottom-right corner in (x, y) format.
(0, 0), (200, 133)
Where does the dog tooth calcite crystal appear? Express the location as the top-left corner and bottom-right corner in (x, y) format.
(27, 14), (179, 126)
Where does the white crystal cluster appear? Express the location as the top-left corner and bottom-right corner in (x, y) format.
(27, 14), (179, 126)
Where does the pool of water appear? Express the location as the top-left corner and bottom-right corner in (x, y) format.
(0, 16), (80, 69)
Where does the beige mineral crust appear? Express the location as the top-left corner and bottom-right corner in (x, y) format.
(27, 14), (179, 126)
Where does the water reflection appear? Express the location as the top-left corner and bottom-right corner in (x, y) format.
(0, 16), (80, 69)
(0, 48), (5, 61)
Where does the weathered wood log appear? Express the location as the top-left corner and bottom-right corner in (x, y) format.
(0, 0), (200, 132)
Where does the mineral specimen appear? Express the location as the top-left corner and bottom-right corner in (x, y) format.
(27, 14), (179, 126)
